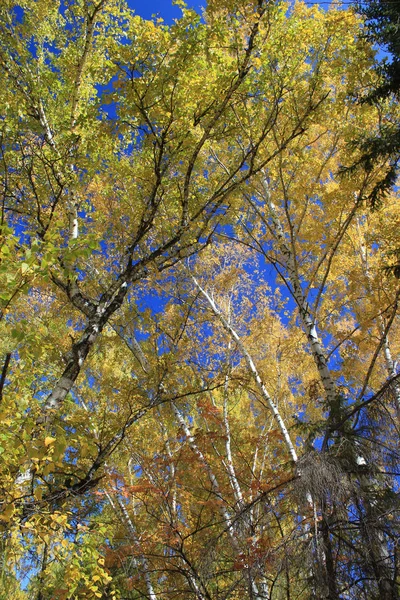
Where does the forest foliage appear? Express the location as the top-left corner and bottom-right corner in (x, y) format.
(0, 0), (399, 598)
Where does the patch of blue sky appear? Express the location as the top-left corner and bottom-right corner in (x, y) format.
(64, 445), (80, 465)
(295, 434), (304, 447)
(287, 374), (303, 396)
(312, 435), (324, 451)
(86, 373), (96, 389)
(74, 266), (87, 282)
(7, 212), (32, 245)
(131, 463), (143, 478)
(184, 331), (238, 382)
(127, 0), (203, 23)
(32, 379), (50, 403)
(11, 4), (24, 24)
(96, 78), (120, 120)
(217, 223), (300, 330)
(65, 3), (125, 59)
(156, 332), (172, 357)
(134, 281), (170, 317)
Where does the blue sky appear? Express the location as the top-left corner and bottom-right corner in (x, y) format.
(126, 0), (203, 21)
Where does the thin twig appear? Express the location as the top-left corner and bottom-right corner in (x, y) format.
(0, 352), (11, 403)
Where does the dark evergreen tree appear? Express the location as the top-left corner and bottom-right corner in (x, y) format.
(349, 1), (400, 192)
(349, 1), (400, 276)
(360, 0), (400, 101)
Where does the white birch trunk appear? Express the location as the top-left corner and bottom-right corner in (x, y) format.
(171, 401), (266, 600)
(171, 402), (235, 529)
(158, 415), (177, 517)
(38, 99), (80, 243)
(381, 334), (400, 412)
(69, 204), (79, 240)
(264, 192), (336, 408)
(105, 487), (158, 600)
(192, 276), (298, 464)
(356, 217), (400, 412)
(222, 336), (245, 507)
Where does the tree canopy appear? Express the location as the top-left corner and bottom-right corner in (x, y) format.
(0, 1), (399, 599)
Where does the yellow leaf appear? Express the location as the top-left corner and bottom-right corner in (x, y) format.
(44, 436), (56, 447)
(0, 504), (14, 522)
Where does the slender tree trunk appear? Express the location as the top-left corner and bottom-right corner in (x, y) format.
(356, 216), (400, 413)
(171, 401), (267, 600)
(262, 191), (336, 408)
(192, 276), (298, 464)
(35, 542), (48, 600)
(320, 509), (339, 600)
(105, 488), (158, 600)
